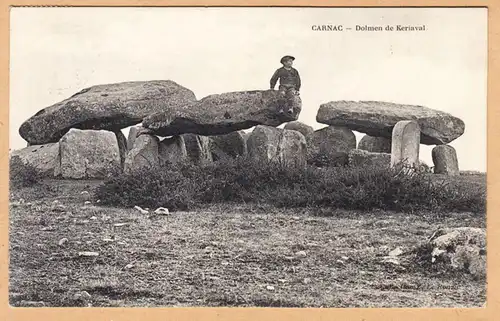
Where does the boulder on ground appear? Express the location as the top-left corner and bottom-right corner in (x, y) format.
(317, 100), (465, 145)
(432, 145), (459, 175)
(182, 134), (213, 165)
(348, 149), (391, 168)
(9, 143), (60, 177)
(358, 135), (391, 153)
(210, 131), (247, 160)
(425, 227), (486, 278)
(19, 80), (197, 145)
(141, 90), (301, 137)
(158, 136), (188, 166)
(59, 129), (121, 179)
(124, 134), (160, 174)
(247, 125), (307, 166)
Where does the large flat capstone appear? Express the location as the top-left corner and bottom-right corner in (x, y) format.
(316, 101), (465, 145)
(141, 90), (301, 137)
(19, 80), (197, 145)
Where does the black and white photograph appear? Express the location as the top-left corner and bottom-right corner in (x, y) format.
(8, 6), (487, 308)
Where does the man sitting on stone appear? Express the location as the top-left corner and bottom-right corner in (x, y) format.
(270, 55), (301, 113)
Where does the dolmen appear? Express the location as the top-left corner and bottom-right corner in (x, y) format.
(313, 101), (464, 173)
(13, 81), (302, 178)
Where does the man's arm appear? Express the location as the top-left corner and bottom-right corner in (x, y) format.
(270, 68), (281, 89)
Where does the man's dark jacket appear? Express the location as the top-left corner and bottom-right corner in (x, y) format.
(270, 67), (301, 91)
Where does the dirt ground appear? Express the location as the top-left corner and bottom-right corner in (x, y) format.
(8, 178), (486, 308)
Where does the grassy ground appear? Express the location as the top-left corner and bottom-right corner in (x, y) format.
(9, 176), (486, 308)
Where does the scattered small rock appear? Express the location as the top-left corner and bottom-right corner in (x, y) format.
(125, 263), (134, 269)
(90, 216), (97, 220)
(341, 256), (349, 260)
(114, 223), (128, 227)
(78, 251), (99, 257)
(295, 251), (307, 258)
(102, 238), (114, 242)
(292, 216), (300, 220)
(278, 279), (287, 283)
(19, 301), (45, 307)
(381, 257), (400, 265)
(58, 238), (68, 246)
(266, 285), (275, 291)
(51, 204), (66, 212)
(74, 291), (91, 300)
(303, 278), (311, 284)
(84, 201), (92, 206)
(154, 207), (169, 215)
(388, 247), (403, 257)
(221, 261), (229, 266)
(134, 205), (149, 214)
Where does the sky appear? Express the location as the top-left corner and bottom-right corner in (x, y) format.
(9, 7), (487, 171)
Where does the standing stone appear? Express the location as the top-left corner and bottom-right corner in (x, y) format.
(158, 136), (188, 166)
(390, 120), (420, 168)
(59, 129), (121, 179)
(182, 134), (213, 164)
(284, 121), (314, 142)
(124, 134), (160, 174)
(210, 131), (247, 161)
(348, 149), (391, 168)
(9, 143), (60, 177)
(432, 145), (459, 175)
(247, 125), (307, 166)
(114, 130), (128, 168)
(358, 135), (392, 153)
(127, 126), (140, 151)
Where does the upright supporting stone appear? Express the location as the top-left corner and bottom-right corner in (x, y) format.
(284, 121), (314, 142)
(114, 130), (128, 168)
(358, 135), (392, 153)
(390, 120), (420, 168)
(182, 134), (213, 165)
(432, 145), (459, 175)
(59, 129), (121, 179)
(247, 125), (306, 167)
(124, 134), (160, 174)
(210, 131), (247, 161)
(127, 126), (140, 151)
(159, 136), (188, 166)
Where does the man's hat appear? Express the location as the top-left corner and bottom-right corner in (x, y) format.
(280, 55), (295, 64)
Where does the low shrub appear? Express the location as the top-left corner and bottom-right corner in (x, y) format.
(95, 156), (486, 213)
(9, 156), (43, 189)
